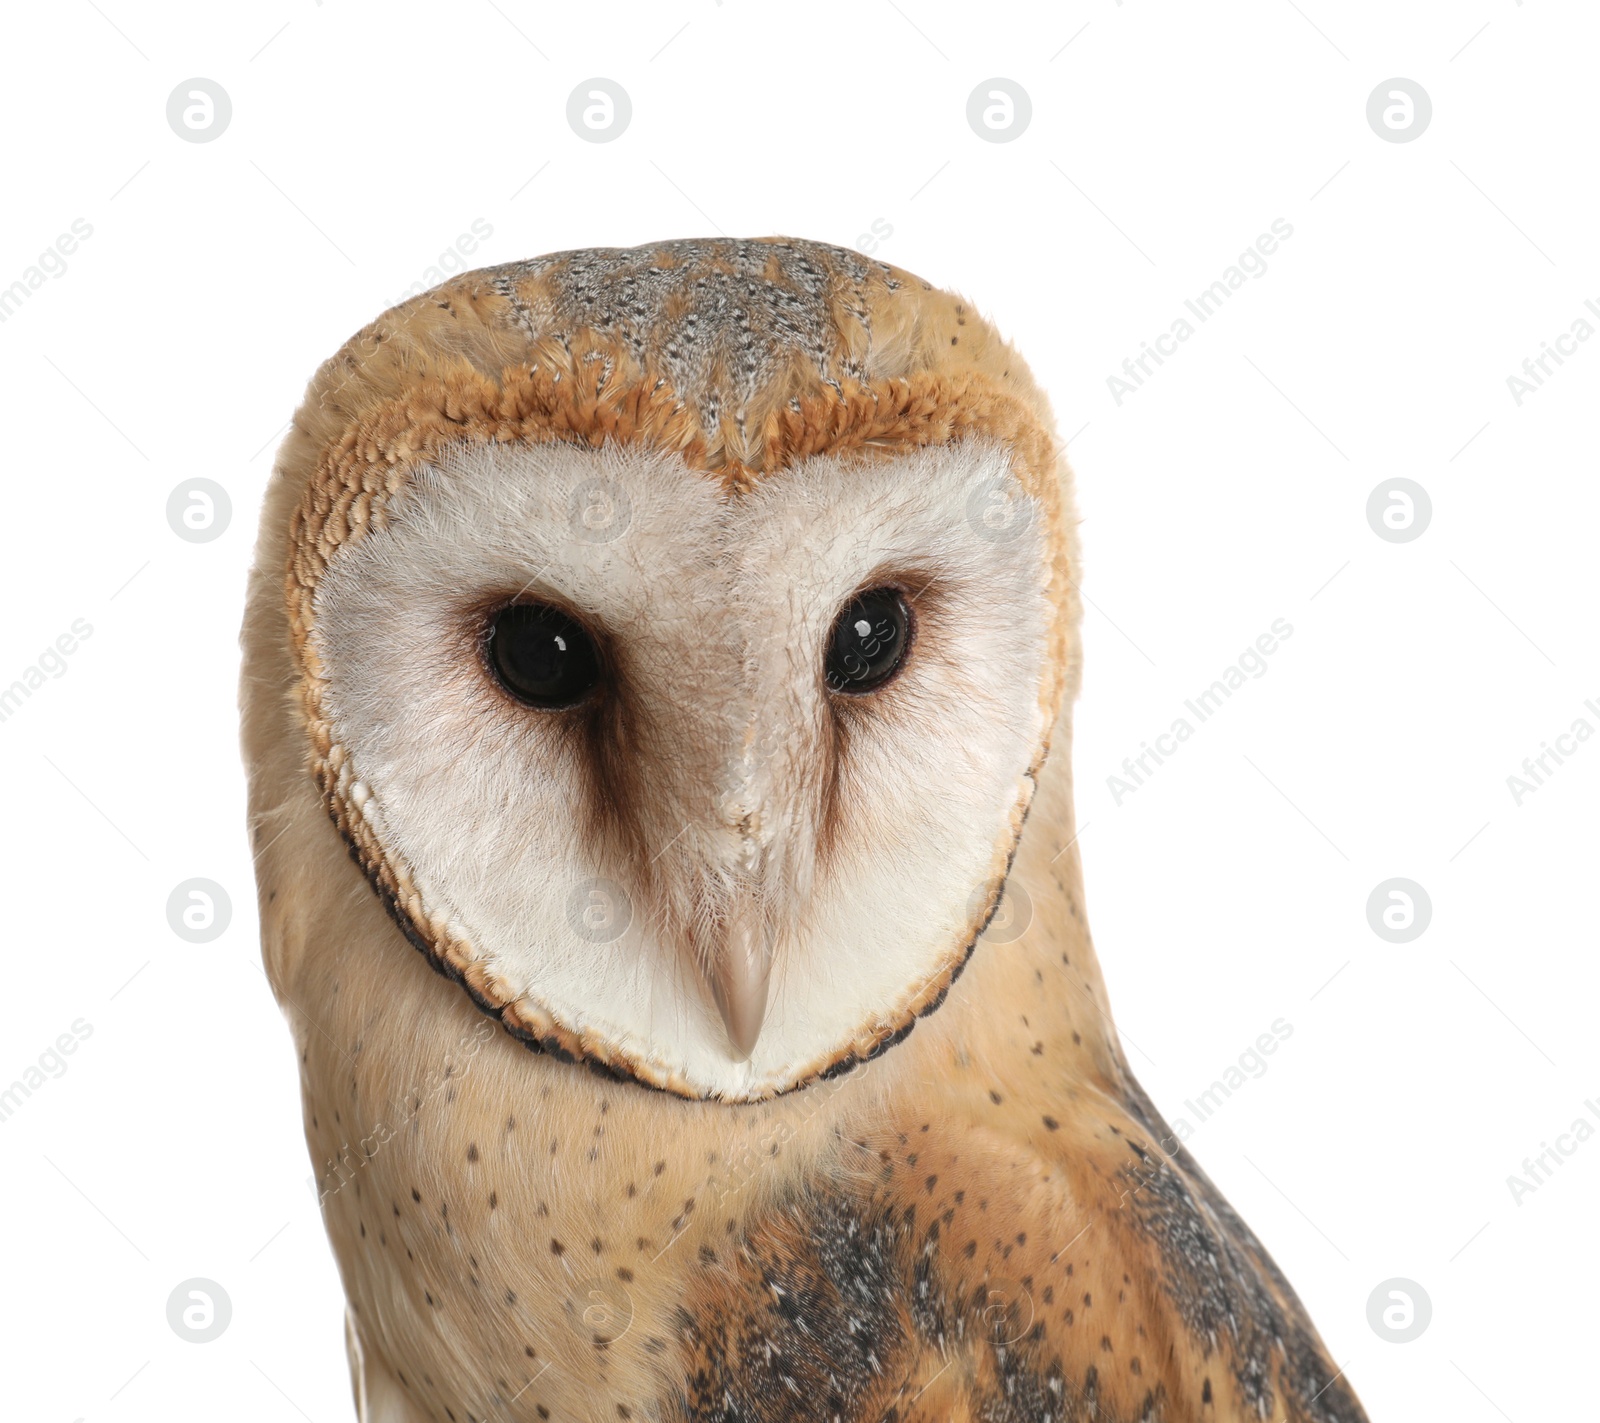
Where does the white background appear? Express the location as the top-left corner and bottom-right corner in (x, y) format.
(2, 1), (1595, 1419)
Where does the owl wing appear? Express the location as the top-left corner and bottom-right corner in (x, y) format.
(669, 1068), (1367, 1423)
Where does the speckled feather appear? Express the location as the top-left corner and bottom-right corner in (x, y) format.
(244, 237), (1368, 1422)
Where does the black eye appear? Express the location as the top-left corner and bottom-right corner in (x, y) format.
(486, 603), (601, 709)
(826, 588), (910, 694)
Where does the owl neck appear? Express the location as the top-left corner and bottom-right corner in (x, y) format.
(928, 722), (1131, 1094)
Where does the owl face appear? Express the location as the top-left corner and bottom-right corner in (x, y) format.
(272, 237), (1075, 1101)
(303, 433), (1054, 1099)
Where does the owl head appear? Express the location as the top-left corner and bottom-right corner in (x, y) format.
(260, 237), (1080, 1101)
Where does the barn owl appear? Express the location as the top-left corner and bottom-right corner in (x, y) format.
(243, 237), (1367, 1423)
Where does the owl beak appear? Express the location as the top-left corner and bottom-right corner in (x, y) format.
(706, 902), (773, 1062)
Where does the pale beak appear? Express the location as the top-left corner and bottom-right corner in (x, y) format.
(706, 898), (774, 1061)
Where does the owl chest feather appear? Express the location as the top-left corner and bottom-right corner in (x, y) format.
(296, 925), (1362, 1423)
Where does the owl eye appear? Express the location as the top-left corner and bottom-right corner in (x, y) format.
(825, 588), (910, 694)
(486, 603), (601, 709)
